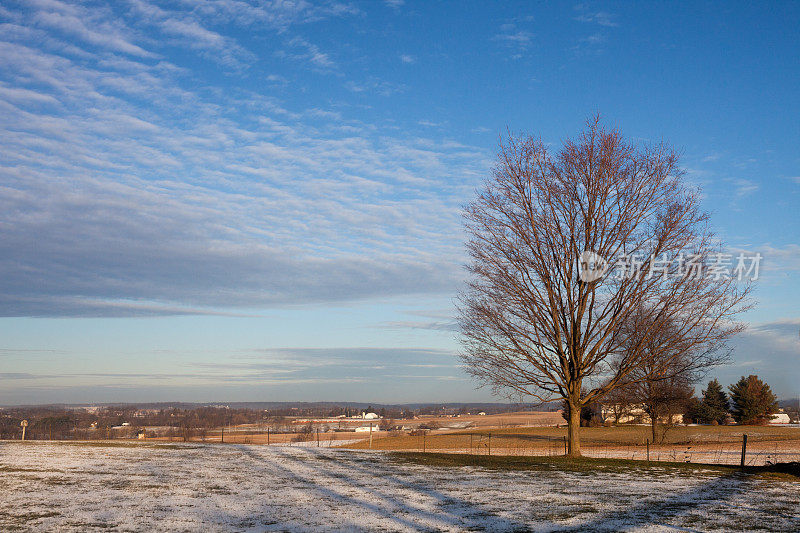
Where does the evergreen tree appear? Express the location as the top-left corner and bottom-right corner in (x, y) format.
(683, 396), (703, 424)
(699, 379), (729, 424)
(728, 375), (778, 425)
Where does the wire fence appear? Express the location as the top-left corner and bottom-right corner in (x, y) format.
(13, 424), (798, 467)
(405, 431), (800, 466)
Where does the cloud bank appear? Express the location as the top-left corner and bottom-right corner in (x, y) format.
(0, 0), (488, 317)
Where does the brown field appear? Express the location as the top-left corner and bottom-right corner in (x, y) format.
(411, 410), (566, 428)
(136, 410), (800, 466)
(342, 424), (800, 466)
(347, 422), (800, 448)
(147, 429), (365, 445)
(144, 410), (565, 445)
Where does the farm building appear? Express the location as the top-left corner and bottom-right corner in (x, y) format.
(600, 404), (683, 425)
(770, 412), (791, 424)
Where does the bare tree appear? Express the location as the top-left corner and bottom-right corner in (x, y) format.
(601, 382), (634, 425)
(613, 306), (709, 442)
(459, 117), (750, 456)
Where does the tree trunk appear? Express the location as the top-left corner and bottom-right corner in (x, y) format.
(567, 399), (582, 457)
(650, 415), (658, 444)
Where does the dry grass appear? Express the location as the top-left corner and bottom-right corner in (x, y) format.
(343, 425), (800, 452)
(390, 452), (800, 480)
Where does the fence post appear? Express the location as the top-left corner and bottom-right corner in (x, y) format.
(564, 435), (567, 456)
(221, 426), (224, 444)
(488, 433), (491, 456)
(369, 423), (373, 449)
(422, 432), (426, 453)
(740, 434), (748, 468)
(647, 439), (650, 462)
(267, 427), (270, 445)
(470, 433), (473, 454)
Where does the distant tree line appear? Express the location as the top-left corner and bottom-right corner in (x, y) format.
(0, 402), (506, 440)
(685, 375), (781, 425)
(588, 374), (786, 442)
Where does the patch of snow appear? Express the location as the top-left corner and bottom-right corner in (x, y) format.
(0, 442), (798, 531)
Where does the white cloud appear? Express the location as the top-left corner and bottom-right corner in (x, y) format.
(493, 28), (533, 48)
(0, 1), (490, 317)
(574, 6), (619, 27)
(733, 178), (759, 197)
(277, 36), (337, 70)
(32, 4), (154, 58)
(718, 318), (800, 399)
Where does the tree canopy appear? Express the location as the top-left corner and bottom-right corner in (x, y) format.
(459, 117), (750, 456)
(729, 375), (778, 425)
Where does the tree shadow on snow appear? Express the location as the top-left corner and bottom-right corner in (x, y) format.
(230, 445), (539, 532)
(556, 470), (795, 532)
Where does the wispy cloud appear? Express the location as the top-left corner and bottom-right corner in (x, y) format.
(493, 24), (533, 57)
(278, 35), (337, 70)
(718, 318), (800, 398)
(344, 77), (405, 96)
(0, 1), (489, 317)
(31, 1), (154, 58)
(574, 5), (619, 27)
(732, 178), (759, 197)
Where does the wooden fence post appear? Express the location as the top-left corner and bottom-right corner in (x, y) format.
(740, 434), (748, 468)
(422, 432), (426, 453)
(647, 439), (650, 462)
(563, 435), (567, 456)
(221, 426), (224, 443)
(488, 433), (491, 456)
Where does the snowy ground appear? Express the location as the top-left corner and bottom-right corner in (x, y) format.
(1, 442), (798, 532)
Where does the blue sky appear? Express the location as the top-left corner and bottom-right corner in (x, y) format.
(0, 0), (798, 405)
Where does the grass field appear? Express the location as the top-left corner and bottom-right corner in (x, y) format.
(1, 441), (798, 531)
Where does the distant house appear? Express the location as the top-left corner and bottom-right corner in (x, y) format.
(770, 412), (791, 424)
(600, 403), (683, 425)
(362, 412), (379, 420)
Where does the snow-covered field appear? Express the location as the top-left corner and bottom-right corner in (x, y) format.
(1, 441), (798, 532)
